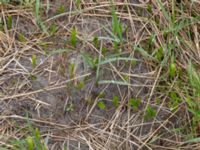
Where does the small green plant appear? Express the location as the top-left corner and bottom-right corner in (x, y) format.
(81, 52), (97, 69)
(76, 0), (81, 9)
(188, 61), (200, 96)
(26, 136), (34, 150)
(169, 54), (176, 79)
(168, 91), (181, 111)
(58, 64), (65, 77)
(35, 0), (48, 34)
(0, 18), (3, 31)
(187, 61), (200, 131)
(112, 95), (119, 107)
(30, 128), (46, 150)
(76, 81), (85, 90)
(113, 41), (120, 53)
(131, 59), (137, 67)
(123, 75), (129, 82)
(7, 15), (12, 30)
(31, 54), (37, 68)
(69, 63), (75, 79)
(70, 27), (77, 47)
(171, 0), (176, 25)
(21, 0), (34, 6)
(11, 79), (17, 85)
(49, 23), (57, 36)
(98, 93), (105, 99)
(10, 120), (47, 150)
(65, 103), (75, 112)
(102, 47), (108, 56)
(146, 36), (155, 52)
(11, 138), (34, 150)
(93, 36), (99, 48)
(29, 74), (37, 80)
(0, 0), (10, 4)
(18, 33), (26, 42)
(147, 4), (153, 13)
(35, 0), (40, 19)
(64, 146), (69, 150)
(86, 98), (93, 106)
(155, 47), (164, 62)
(111, 7), (123, 41)
(129, 98), (141, 112)
(145, 105), (156, 120)
(57, 5), (65, 14)
(97, 101), (106, 110)
(155, 98), (161, 105)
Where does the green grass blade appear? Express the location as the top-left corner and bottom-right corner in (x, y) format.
(97, 57), (139, 66)
(35, 0), (40, 19)
(156, 0), (171, 23)
(47, 48), (73, 56)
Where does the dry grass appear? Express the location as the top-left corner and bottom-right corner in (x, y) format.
(0, 0), (200, 150)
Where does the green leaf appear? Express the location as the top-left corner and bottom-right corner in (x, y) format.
(169, 63), (176, 78)
(156, 0), (171, 23)
(97, 101), (106, 110)
(186, 137), (200, 144)
(35, 0), (40, 19)
(76, 81), (85, 90)
(112, 7), (122, 41)
(49, 23), (57, 36)
(186, 97), (196, 108)
(145, 105), (156, 120)
(97, 57), (139, 66)
(187, 61), (200, 95)
(69, 63), (75, 79)
(156, 47), (163, 61)
(129, 98), (141, 112)
(36, 20), (48, 35)
(64, 147), (68, 150)
(34, 128), (45, 150)
(102, 47), (108, 55)
(57, 5), (65, 14)
(113, 96), (119, 107)
(0, 0), (10, 4)
(169, 53), (176, 78)
(31, 54), (37, 68)
(0, 21), (3, 31)
(7, 15), (12, 30)
(26, 136), (34, 150)
(134, 46), (156, 60)
(48, 48), (73, 56)
(93, 36), (99, 48)
(18, 33), (26, 42)
(29, 74), (37, 80)
(76, 0), (81, 9)
(70, 27), (77, 47)
(46, 0), (50, 14)
(81, 53), (96, 68)
(147, 4), (152, 13)
(65, 103), (74, 112)
(98, 93), (105, 98)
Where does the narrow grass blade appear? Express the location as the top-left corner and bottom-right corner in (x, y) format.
(47, 48), (73, 56)
(35, 0), (40, 19)
(97, 57), (140, 66)
(156, 0), (171, 23)
(98, 80), (129, 86)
